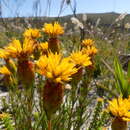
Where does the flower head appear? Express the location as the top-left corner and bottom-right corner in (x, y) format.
(69, 51), (92, 67)
(0, 49), (9, 59)
(81, 39), (94, 47)
(39, 42), (48, 53)
(5, 39), (34, 60)
(0, 66), (13, 86)
(82, 46), (98, 56)
(0, 112), (10, 119)
(36, 52), (77, 83)
(43, 22), (64, 37)
(107, 97), (130, 121)
(23, 28), (41, 39)
(0, 66), (11, 76)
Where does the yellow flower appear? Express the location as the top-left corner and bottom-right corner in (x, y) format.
(23, 28), (41, 39)
(5, 39), (34, 60)
(39, 42), (48, 55)
(97, 97), (104, 102)
(0, 66), (11, 76)
(43, 22), (64, 37)
(39, 42), (48, 51)
(0, 49), (9, 59)
(0, 113), (10, 119)
(69, 51), (92, 67)
(107, 97), (130, 121)
(36, 52), (77, 83)
(82, 46), (98, 56)
(0, 49), (16, 74)
(5, 59), (17, 74)
(36, 55), (48, 76)
(0, 66), (12, 86)
(81, 39), (94, 47)
(22, 38), (35, 56)
(4, 39), (35, 86)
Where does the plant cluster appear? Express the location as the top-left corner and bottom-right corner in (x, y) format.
(0, 21), (130, 130)
(0, 22), (100, 130)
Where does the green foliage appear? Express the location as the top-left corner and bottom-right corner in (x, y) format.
(88, 100), (110, 130)
(114, 58), (130, 98)
(0, 115), (14, 130)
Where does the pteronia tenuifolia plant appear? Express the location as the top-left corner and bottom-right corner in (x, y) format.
(0, 22), (100, 130)
(107, 97), (130, 130)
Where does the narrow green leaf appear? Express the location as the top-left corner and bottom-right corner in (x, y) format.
(127, 62), (130, 78)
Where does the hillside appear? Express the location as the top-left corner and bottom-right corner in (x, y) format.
(0, 12), (129, 46)
(0, 12), (129, 29)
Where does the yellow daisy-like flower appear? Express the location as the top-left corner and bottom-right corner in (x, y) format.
(0, 66), (11, 76)
(39, 42), (48, 55)
(43, 22), (64, 37)
(4, 39), (35, 86)
(69, 51), (92, 67)
(0, 112), (10, 119)
(107, 97), (130, 121)
(0, 66), (13, 86)
(82, 46), (98, 56)
(36, 52), (77, 83)
(0, 49), (9, 59)
(0, 49), (16, 74)
(81, 39), (94, 47)
(23, 28), (41, 39)
(5, 39), (34, 60)
(39, 42), (48, 51)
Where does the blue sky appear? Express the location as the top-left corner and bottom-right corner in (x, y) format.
(1, 0), (130, 17)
